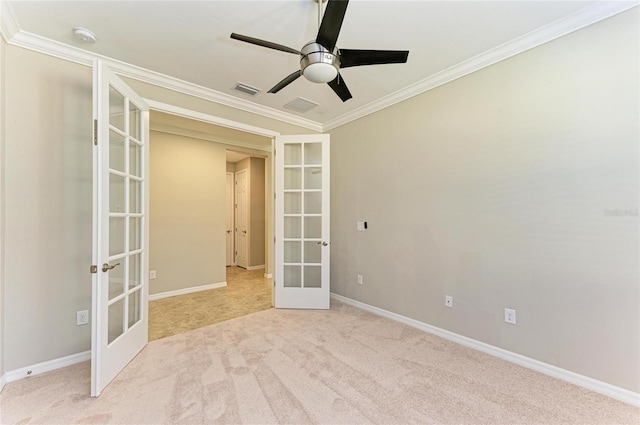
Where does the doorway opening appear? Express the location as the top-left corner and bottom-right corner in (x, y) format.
(146, 109), (274, 341)
(226, 150), (266, 272)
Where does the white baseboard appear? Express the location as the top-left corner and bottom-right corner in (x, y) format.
(246, 265), (265, 271)
(149, 281), (227, 301)
(5, 350), (91, 384)
(330, 293), (640, 408)
(264, 273), (273, 279)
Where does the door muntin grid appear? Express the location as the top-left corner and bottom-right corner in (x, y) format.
(106, 85), (145, 345)
(282, 141), (323, 289)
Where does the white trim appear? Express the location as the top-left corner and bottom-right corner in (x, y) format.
(150, 123), (272, 153)
(322, 1), (640, 131)
(246, 264), (265, 271)
(0, 0), (19, 41)
(330, 293), (640, 408)
(0, 28), (321, 132)
(146, 100), (280, 139)
(0, 374), (6, 393)
(1, 2), (637, 133)
(149, 281), (227, 301)
(5, 351), (90, 383)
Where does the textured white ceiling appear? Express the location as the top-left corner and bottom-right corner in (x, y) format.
(6, 0), (606, 125)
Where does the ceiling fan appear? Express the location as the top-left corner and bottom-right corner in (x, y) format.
(230, 0), (409, 102)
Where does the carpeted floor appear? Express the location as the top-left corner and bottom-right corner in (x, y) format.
(149, 266), (272, 341)
(1, 300), (638, 424)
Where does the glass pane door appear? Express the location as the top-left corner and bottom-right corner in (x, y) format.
(275, 135), (330, 309)
(106, 86), (144, 344)
(92, 60), (149, 397)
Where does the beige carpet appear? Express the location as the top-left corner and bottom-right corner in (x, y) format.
(149, 267), (272, 341)
(1, 301), (638, 425)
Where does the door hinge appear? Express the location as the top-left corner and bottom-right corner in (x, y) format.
(90, 265), (98, 274)
(93, 119), (98, 145)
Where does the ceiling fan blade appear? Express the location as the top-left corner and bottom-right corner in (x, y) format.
(327, 74), (352, 102)
(230, 33), (301, 55)
(268, 70), (303, 94)
(339, 49), (409, 68)
(316, 0), (349, 52)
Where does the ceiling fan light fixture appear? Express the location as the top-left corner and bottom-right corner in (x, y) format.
(300, 42), (339, 84)
(303, 63), (338, 83)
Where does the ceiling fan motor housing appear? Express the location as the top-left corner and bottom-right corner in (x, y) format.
(300, 42), (340, 83)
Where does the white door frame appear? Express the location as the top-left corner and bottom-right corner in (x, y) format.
(145, 100), (278, 278)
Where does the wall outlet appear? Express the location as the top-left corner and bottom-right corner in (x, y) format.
(504, 308), (517, 325)
(149, 270), (157, 279)
(357, 274), (363, 285)
(445, 295), (453, 308)
(76, 310), (89, 326)
(356, 221), (366, 231)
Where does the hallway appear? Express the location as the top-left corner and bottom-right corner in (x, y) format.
(148, 267), (272, 340)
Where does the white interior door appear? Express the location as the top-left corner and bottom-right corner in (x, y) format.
(226, 172), (234, 266)
(235, 170), (248, 268)
(275, 134), (330, 309)
(91, 60), (149, 397)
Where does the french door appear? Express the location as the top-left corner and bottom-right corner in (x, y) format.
(91, 60), (149, 396)
(275, 134), (330, 309)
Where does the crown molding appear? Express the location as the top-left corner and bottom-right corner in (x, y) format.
(1, 1), (638, 133)
(0, 5), (322, 133)
(0, 0), (18, 42)
(322, 1), (640, 131)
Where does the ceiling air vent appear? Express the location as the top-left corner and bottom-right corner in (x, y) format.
(284, 97), (319, 113)
(233, 82), (260, 96)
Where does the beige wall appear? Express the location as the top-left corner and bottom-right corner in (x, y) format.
(329, 9), (639, 392)
(149, 131), (226, 294)
(226, 162), (236, 173)
(249, 157), (266, 267)
(3, 45), (93, 370)
(235, 157), (266, 268)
